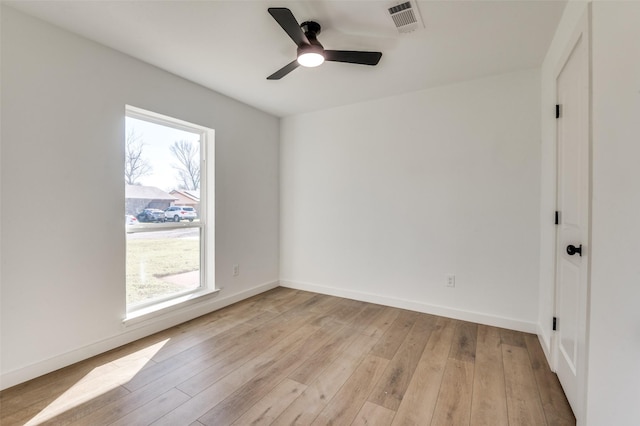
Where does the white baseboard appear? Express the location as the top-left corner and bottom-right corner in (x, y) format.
(0, 280), (279, 391)
(280, 279), (537, 334)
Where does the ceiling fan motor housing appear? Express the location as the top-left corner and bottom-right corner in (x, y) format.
(300, 21), (322, 39)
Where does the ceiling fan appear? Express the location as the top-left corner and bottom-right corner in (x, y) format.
(267, 7), (383, 80)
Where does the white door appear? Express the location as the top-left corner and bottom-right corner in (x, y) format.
(554, 9), (590, 421)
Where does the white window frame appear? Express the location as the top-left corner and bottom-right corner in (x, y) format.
(124, 105), (216, 321)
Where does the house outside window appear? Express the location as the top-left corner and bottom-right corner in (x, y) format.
(170, 189), (200, 213)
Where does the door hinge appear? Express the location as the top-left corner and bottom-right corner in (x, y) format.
(555, 210), (560, 225)
(556, 104), (561, 119)
(553, 316), (558, 331)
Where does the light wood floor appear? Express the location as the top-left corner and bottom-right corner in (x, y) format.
(0, 288), (575, 425)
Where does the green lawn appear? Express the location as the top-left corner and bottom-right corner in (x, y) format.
(126, 238), (200, 305)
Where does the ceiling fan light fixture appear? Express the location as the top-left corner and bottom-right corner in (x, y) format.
(297, 51), (324, 67)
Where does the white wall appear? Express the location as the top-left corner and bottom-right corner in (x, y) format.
(538, 0), (589, 360)
(587, 2), (640, 424)
(0, 7), (279, 389)
(281, 69), (541, 331)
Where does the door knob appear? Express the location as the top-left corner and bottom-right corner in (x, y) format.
(566, 244), (582, 257)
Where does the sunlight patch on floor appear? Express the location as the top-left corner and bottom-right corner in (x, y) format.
(25, 339), (169, 425)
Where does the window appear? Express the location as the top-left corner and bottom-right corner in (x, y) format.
(124, 106), (214, 315)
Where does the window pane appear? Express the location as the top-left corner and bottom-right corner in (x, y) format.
(124, 108), (207, 311)
(125, 116), (201, 193)
(126, 228), (201, 306)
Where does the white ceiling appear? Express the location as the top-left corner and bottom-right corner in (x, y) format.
(7, 0), (567, 117)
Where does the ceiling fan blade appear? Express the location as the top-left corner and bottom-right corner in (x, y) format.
(324, 50), (382, 66)
(268, 8), (310, 47)
(267, 60), (300, 80)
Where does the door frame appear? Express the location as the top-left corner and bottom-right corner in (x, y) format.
(551, 5), (592, 424)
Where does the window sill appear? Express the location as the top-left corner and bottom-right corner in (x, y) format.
(123, 288), (220, 327)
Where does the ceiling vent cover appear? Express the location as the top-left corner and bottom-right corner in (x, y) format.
(388, 1), (424, 34)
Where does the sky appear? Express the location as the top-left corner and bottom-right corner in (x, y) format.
(125, 116), (200, 192)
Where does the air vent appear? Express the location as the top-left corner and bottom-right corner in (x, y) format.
(388, 1), (424, 33)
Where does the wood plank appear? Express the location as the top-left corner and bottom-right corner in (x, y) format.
(280, 292), (335, 315)
(147, 298), (278, 364)
(122, 322), (254, 392)
(196, 326), (342, 425)
(77, 310), (389, 425)
(310, 355), (389, 425)
(503, 344), (548, 425)
(69, 379), (170, 425)
(287, 324), (359, 385)
(116, 296), (286, 393)
(524, 334), (576, 425)
(368, 314), (435, 410)
(0, 320), (191, 420)
(430, 358), (475, 425)
(146, 314), (252, 363)
(69, 323), (274, 425)
(313, 297), (368, 326)
(72, 315), (315, 426)
(449, 321), (478, 363)
(268, 290), (318, 313)
(15, 357), (148, 425)
(230, 379), (307, 426)
(83, 330), (279, 425)
(151, 323), (321, 426)
(293, 296), (344, 328)
(175, 307), (340, 398)
(272, 332), (380, 425)
(391, 317), (457, 426)
(348, 303), (386, 332)
(3, 386), (129, 426)
(369, 310), (418, 359)
(361, 306), (400, 338)
(235, 287), (301, 312)
(500, 327), (527, 348)
(470, 325), (509, 426)
(109, 388), (190, 426)
(351, 401), (396, 426)
(73, 347), (247, 425)
(0, 359), (122, 421)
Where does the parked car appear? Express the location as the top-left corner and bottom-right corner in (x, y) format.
(164, 205), (197, 222)
(125, 215), (138, 226)
(137, 208), (166, 223)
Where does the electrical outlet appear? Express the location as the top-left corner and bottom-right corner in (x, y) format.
(446, 274), (455, 288)
(233, 264), (240, 277)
